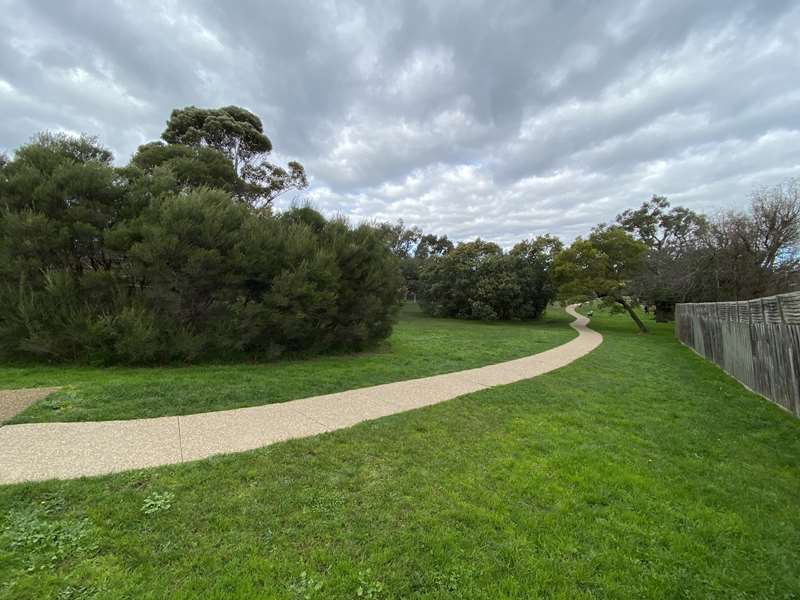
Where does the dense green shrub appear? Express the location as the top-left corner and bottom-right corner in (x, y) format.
(418, 237), (560, 320)
(0, 134), (402, 364)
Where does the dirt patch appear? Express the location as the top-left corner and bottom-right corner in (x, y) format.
(0, 387), (61, 424)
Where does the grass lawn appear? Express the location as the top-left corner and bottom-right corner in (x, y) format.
(2, 310), (799, 598)
(2, 304), (574, 423)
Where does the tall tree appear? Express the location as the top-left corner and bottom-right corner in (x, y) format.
(161, 106), (307, 207)
(554, 226), (649, 332)
(617, 195), (709, 321)
(418, 238), (555, 321)
(0, 130), (402, 364)
(706, 180), (800, 299)
(377, 220), (426, 298)
(0, 132), (124, 284)
(379, 220), (422, 259)
(415, 233), (453, 260)
(129, 141), (239, 194)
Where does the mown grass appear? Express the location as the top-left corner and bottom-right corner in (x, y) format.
(3, 304), (574, 423)
(1, 309), (799, 598)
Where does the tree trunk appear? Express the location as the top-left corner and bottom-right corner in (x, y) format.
(617, 296), (649, 333)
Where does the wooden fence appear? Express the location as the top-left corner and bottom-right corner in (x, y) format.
(675, 292), (800, 417)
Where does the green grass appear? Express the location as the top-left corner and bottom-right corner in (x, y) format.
(3, 304), (575, 423)
(2, 310), (799, 598)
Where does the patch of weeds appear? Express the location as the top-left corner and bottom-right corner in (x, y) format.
(356, 569), (385, 598)
(56, 584), (99, 599)
(38, 491), (67, 515)
(289, 570), (324, 599)
(262, 527), (274, 546)
(430, 565), (476, 598)
(1, 507), (98, 572)
(141, 491), (175, 515)
(39, 389), (79, 413)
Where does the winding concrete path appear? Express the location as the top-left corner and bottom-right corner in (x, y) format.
(0, 306), (601, 485)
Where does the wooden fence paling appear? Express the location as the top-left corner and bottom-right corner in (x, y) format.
(676, 292), (800, 417)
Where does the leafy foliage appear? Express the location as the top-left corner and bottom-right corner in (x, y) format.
(2, 506), (97, 572)
(554, 226), (649, 331)
(616, 185), (800, 319)
(418, 237), (558, 320)
(141, 492), (175, 515)
(617, 195), (709, 321)
(377, 221), (454, 299)
(161, 105), (307, 206)
(0, 129), (401, 364)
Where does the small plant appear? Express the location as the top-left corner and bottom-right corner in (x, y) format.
(262, 528), (274, 546)
(289, 570), (324, 599)
(56, 584), (99, 599)
(430, 565), (475, 598)
(39, 491), (67, 515)
(1, 507), (97, 571)
(140, 491), (175, 515)
(356, 569), (385, 598)
(39, 390), (77, 413)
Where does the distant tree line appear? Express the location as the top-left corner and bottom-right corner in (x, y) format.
(0, 107), (400, 363)
(383, 180), (799, 333)
(554, 181), (800, 332)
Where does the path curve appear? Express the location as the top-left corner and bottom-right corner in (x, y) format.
(0, 306), (601, 484)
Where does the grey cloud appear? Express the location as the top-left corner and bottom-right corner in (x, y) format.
(1, 0), (799, 242)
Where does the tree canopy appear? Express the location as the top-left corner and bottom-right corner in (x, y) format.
(617, 196), (709, 321)
(161, 105), (308, 206)
(554, 226), (649, 332)
(0, 123), (399, 364)
(418, 237), (557, 321)
(613, 185), (800, 319)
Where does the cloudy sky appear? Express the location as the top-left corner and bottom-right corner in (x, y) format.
(2, 0), (799, 244)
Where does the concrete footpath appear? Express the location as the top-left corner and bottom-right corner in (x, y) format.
(0, 306), (602, 485)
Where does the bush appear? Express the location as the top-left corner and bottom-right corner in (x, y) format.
(0, 135), (402, 364)
(418, 237), (559, 320)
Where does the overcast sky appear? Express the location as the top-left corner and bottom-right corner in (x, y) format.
(2, 1), (799, 244)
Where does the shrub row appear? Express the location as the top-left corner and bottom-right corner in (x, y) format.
(0, 135), (402, 363)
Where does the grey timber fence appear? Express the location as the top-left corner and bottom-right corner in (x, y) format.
(675, 292), (800, 417)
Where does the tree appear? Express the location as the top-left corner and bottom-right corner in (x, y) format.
(510, 235), (563, 318)
(129, 141), (239, 194)
(0, 131), (401, 364)
(377, 220), (443, 299)
(418, 238), (555, 320)
(378, 220), (423, 259)
(161, 106), (307, 207)
(705, 180), (800, 299)
(0, 132), (125, 286)
(617, 195), (709, 321)
(554, 226), (649, 332)
(415, 233), (454, 260)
